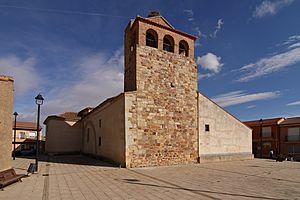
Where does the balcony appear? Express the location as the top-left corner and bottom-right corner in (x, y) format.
(286, 135), (300, 142)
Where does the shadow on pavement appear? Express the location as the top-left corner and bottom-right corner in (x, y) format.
(124, 181), (286, 200)
(16, 154), (117, 168)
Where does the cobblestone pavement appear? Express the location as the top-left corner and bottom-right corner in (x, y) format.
(0, 155), (299, 200)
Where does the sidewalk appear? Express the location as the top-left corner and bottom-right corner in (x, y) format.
(0, 155), (299, 200)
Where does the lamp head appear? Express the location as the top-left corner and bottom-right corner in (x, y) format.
(35, 93), (44, 105)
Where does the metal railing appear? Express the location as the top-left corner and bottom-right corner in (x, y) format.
(286, 135), (300, 142)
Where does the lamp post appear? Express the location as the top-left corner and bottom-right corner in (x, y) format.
(35, 93), (44, 172)
(260, 119), (263, 158)
(13, 112), (18, 160)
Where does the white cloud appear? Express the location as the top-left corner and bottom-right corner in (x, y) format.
(278, 34), (300, 46)
(198, 73), (214, 80)
(212, 90), (280, 107)
(17, 111), (37, 122)
(211, 19), (224, 38)
(42, 48), (124, 117)
(237, 47), (300, 82)
(287, 100), (300, 106)
(183, 9), (194, 21)
(194, 27), (207, 47)
(9, 48), (124, 125)
(246, 105), (256, 109)
(194, 27), (202, 38)
(253, 0), (294, 18)
(288, 42), (300, 49)
(0, 55), (40, 96)
(197, 53), (223, 74)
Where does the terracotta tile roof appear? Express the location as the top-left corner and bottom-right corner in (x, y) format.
(14, 121), (42, 131)
(0, 75), (14, 82)
(78, 107), (94, 117)
(280, 117), (300, 125)
(43, 111), (81, 124)
(59, 112), (80, 121)
(132, 16), (197, 40)
(243, 117), (285, 126)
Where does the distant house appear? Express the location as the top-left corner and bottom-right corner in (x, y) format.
(12, 121), (43, 153)
(244, 117), (300, 160)
(279, 117), (300, 160)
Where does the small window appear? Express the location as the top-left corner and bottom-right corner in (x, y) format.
(87, 128), (90, 143)
(146, 29), (158, 48)
(205, 124), (210, 132)
(288, 145), (300, 154)
(163, 35), (174, 52)
(262, 127), (271, 137)
(98, 137), (102, 146)
(19, 132), (26, 139)
(288, 127), (299, 141)
(99, 120), (102, 128)
(179, 40), (189, 57)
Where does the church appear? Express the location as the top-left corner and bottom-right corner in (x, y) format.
(44, 12), (253, 168)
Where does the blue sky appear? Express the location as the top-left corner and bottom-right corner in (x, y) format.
(0, 0), (300, 124)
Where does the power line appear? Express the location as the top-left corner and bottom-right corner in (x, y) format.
(0, 4), (127, 18)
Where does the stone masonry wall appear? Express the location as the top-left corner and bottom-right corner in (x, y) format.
(125, 46), (198, 167)
(0, 76), (14, 171)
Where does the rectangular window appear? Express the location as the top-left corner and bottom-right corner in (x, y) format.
(29, 132), (36, 138)
(205, 124), (210, 132)
(288, 127), (299, 141)
(99, 120), (102, 128)
(98, 137), (102, 146)
(262, 127), (272, 137)
(288, 145), (300, 154)
(19, 132), (26, 139)
(87, 128), (90, 143)
(262, 142), (271, 148)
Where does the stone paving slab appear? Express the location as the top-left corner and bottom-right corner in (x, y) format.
(0, 155), (299, 200)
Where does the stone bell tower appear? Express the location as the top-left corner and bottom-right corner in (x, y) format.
(124, 11), (199, 167)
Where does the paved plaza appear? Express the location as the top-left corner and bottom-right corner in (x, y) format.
(0, 155), (299, 200)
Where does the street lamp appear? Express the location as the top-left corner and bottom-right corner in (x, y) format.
(35, 93), (44, 172)
(259, 119), (263, 158)
(13, 112), (18, 160)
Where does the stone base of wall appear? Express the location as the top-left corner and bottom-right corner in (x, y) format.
(199, 153), (254, 163)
